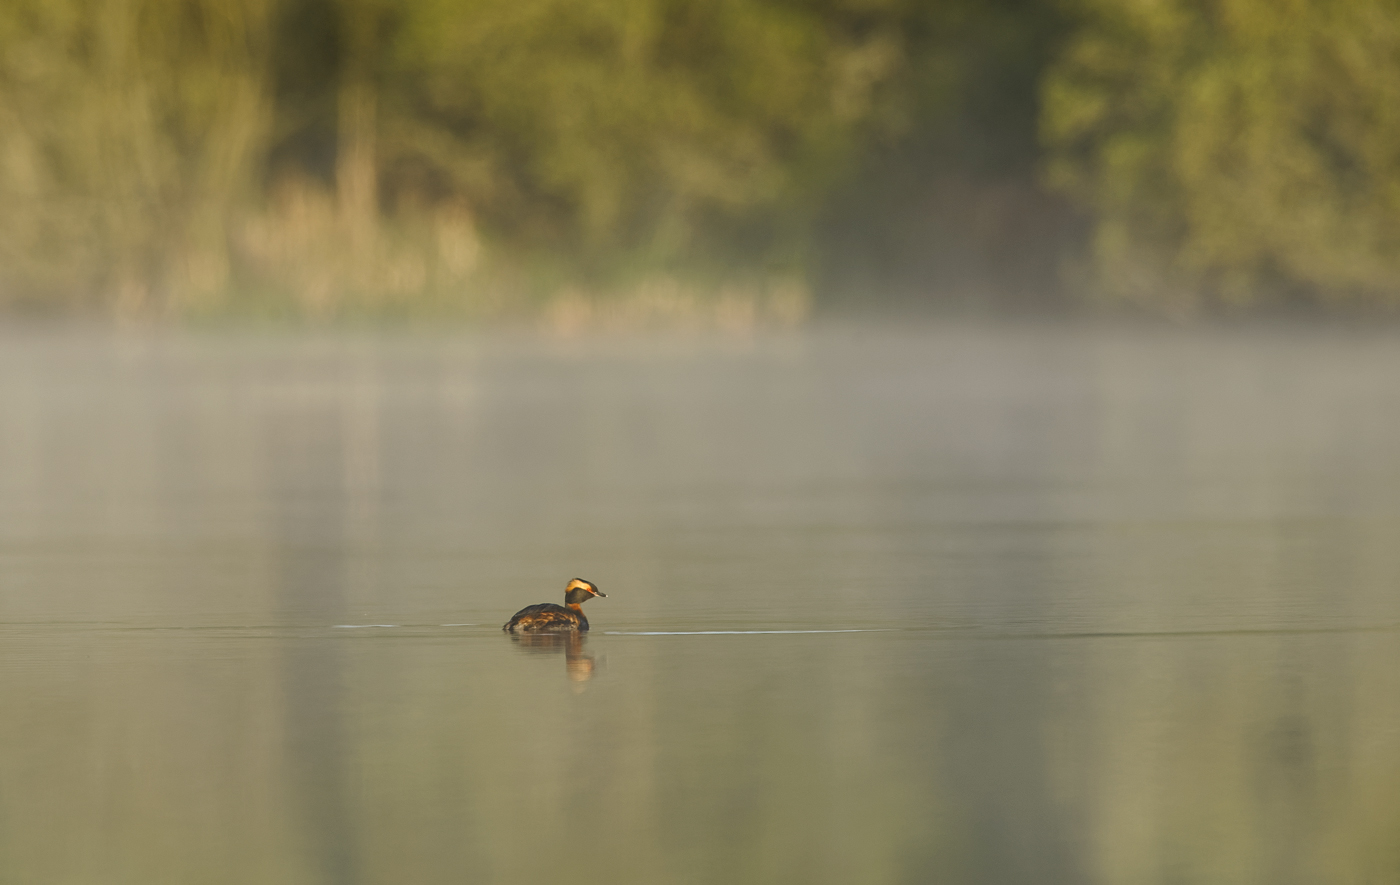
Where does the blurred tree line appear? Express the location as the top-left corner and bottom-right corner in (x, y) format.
(0, 0), (1396, 319)
(1044, 0), (1400, 313)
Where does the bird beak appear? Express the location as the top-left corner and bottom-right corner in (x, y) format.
(592, 589), (607, 598)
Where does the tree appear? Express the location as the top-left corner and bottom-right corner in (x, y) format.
(378, 0), (894, 280)
(1043, 0), (1400, 310)
(0, 0), (271, 312)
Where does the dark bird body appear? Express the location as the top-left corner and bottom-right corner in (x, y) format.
(503, 579), (606, 633)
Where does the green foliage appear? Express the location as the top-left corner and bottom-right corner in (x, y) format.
(1043, 0), (1400, 310)
(815, 0), (1078, 308)
(381, 0), (887, 274)
(0, 0), (271, 312)
(3, 0), (1398, 317)
(0, 0), (903, 318)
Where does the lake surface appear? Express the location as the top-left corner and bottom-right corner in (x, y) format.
(2, 323), (1399, 885)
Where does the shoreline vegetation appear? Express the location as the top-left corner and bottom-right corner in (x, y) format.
(1, 0), (1398, 324)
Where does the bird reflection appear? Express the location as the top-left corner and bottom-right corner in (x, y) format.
(508, 632), (595, 684)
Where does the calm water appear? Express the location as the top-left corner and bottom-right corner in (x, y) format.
(2, 324), (1399, 885)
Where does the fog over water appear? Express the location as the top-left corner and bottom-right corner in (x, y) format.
(1, 323), (1398, 884)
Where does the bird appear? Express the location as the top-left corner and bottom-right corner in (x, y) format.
(502, 578), (606, 633)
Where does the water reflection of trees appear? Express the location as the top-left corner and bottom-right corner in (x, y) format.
(4, 333), (1400, 882)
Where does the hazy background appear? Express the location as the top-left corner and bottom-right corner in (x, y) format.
(4, 3), (1400, 884)
(1, 0), (1397, 321)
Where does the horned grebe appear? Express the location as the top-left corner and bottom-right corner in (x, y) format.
(503, 578), (606, 633)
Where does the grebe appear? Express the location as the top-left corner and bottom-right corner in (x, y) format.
(503, 578), (606, 633)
